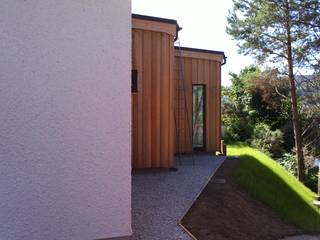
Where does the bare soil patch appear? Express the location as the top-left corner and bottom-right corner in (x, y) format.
(181, 158), (303, 240)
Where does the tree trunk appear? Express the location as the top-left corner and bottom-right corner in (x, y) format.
(288, 67), (305, 181)
(285, 0), (305, 181)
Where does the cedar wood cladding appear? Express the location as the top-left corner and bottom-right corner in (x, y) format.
(174, 47), (224, 154)
(132, 15), (177, 168)
(131, 14), (225, 168)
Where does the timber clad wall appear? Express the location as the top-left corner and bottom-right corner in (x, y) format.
(132, 17), (176, 168)
(131, 15), (225, 169)
(174, 49), (223, 154)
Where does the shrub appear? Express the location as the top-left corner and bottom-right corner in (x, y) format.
(250, 123), (284, 157)
(305, 168), (318, 193)
(278, 152), (319, 193)
(278, 152), (297, 176)
(224, 120), (254, 142)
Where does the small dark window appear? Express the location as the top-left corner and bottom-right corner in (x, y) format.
(131, 70), (138, 93)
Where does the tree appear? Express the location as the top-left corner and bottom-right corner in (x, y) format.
(222, 66), (293, 146)
(226, 0), (320, 181)
(222, 67), (257, 142)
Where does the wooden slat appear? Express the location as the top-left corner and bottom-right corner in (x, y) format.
(137, 30), (144, 165)
(181, 58), (187, 152)
(197, 59), (204, 85)
(205, 60), (210, 152)
(216, 61), (222, 151)
(182, 58), (188, 152)
(185, 58), (193, 153)
(180, 57), (185, 153)
(212, 61), (218, 152)
(191, 59), (198, 85)
(208, 61), (215, 152)
(174, 57), (180, 153)
(168, 36), (175, 167)
(160, 33), (169, 167)
(165, 39), (170, 167)
(151, 31), (161, 167)
(143, 30), (152, 168)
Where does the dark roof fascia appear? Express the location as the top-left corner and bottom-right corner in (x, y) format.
(132, 14), (181, 41)
(174, 46), (227, 65)
(132, 14), (178, 25)
(174, 46), (225, 56)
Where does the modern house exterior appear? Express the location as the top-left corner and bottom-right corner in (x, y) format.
(0, 2), (225, 240)
(174, 47), (225, 154)
(132, 14), (226, 169)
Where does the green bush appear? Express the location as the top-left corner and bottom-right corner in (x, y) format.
(250, 123), (284, 157)
(278, 153), (297, 176)
(305, 168), (319, 193)
(224, 121), (254, 142)
(277, 152), (318, 193)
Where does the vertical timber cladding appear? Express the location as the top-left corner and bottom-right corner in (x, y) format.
(132, 15), (177, 168)
(174, 47), (225, 154)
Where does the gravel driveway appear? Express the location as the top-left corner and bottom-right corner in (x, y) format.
(132, 154), (226, 240)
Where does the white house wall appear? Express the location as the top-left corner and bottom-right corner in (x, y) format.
(0, 1), (131, 239)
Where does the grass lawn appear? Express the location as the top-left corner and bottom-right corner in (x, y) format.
(228, 143), (320, 232)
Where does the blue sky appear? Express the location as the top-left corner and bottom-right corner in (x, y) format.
(132, 0), (256, 86)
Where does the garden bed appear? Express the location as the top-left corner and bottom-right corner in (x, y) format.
(180, 157), (303, 240)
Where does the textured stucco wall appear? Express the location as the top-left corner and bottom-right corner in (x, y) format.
(0, 1), (131, 240)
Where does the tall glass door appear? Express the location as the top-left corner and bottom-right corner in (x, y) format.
(192, 85), (205, 150)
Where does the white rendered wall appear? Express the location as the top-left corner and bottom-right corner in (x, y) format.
(0, 1), (131, 240)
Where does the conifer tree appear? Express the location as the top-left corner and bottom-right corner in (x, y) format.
(227, 0), (320, 181)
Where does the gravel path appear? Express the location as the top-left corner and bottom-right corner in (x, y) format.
(132, 155), (226, 240)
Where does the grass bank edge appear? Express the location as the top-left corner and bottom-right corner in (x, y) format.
(228, 144), (320, 232)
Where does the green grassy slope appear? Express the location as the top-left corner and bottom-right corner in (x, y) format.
(228, 143), (320, 232)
